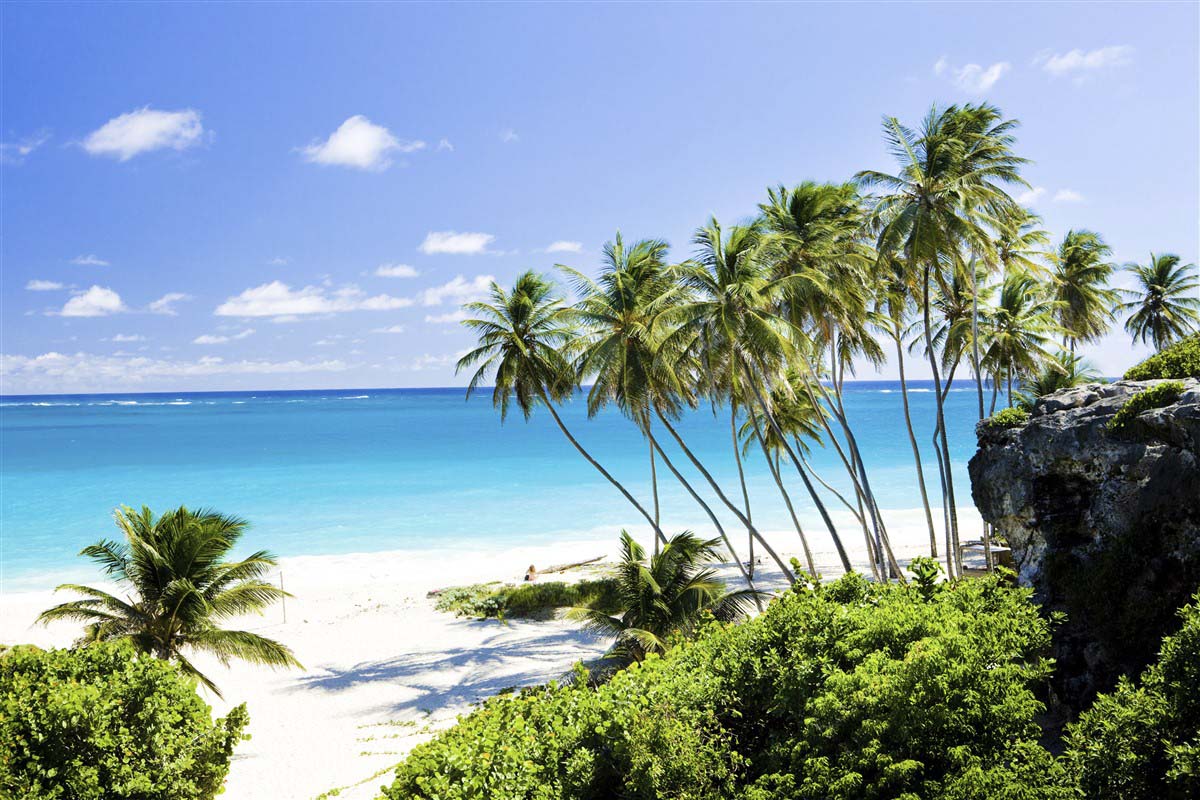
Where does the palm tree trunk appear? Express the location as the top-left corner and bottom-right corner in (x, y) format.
(648, 430), (760, 605)
(894, 332), (938, 558)
(730, 401), (755, 579)
(748, 413), (817, 576)
(737, 364), (854, 574)
(539, 393), (667, 547)
(654, 407), (795, 585)
(649, 437), (660, 556)
(922, 265), (960, 578)
(798, 449), (863, 523)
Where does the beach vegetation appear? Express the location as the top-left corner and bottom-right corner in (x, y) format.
(982, 406), (1030, 430)
(381, 570), (1065, 800)
(1107, 381), (1185, 432)
(1014, 350), (1101, 409)
(36, 505), (301, 696)
(0, 640), (248, 800)
(1124, 333), (1200, 380)
(569, 530), (765, 664)
(433, 578), (621, 620)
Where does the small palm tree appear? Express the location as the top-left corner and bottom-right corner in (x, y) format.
(1015, 351), (1100, 410)
(1052, 230), (1118, 354)
(38, 505), (300, 696)
(1120, 253), (1200, 351)
(571, 530), (764, 663)
(982, 270), (1060, 405)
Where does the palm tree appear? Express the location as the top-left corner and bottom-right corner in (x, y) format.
(1120, 253), (1200, 351)
(982, 270), (1060, 405)
(1015, 351), (1100, 410)
(570, 530), (763, 664)
(458, 270), (666, 545)
(1052, 230), (1118, 355)
(858, 102), (1027, 577)
(38, 505), (300, 696)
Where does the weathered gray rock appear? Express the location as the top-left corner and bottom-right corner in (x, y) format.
(970, 378), (1200, 716)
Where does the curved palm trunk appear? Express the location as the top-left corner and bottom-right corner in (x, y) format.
(648, 432), (761, 607)
(798, 449), (863, 523)
(922, 266), (960, 578)
(730, 401), (755, 579)
(748, 413), (817, 576)
(539, 393), (667, 547)
(654, 407), (795, 585)
(649, 437), (661, 556)
(895, 332), (938, 557)
(738, 364), (853, 573)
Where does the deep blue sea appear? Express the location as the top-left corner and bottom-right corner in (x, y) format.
(0, 382), (984, 588)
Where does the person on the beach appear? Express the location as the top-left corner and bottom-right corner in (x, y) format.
(524, 564), (538, 582)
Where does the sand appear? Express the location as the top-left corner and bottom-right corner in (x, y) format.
(0, 507), (981, 800)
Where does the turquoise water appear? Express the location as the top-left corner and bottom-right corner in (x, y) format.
(0, 383), (983, 587)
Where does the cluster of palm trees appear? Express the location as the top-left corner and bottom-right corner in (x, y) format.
(460, 102), (1198, 586)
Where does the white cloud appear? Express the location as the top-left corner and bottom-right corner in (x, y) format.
(373, 325), (406, 334)
(1054, 189), (1084, 203)
(0, 131), (51, 165)
(500, 128), (519, 143)
(544, 240), (583, 254)
(193, 329), (254, 344)
(58, 286), (126, 317)
(418, 231), (495, 255)
(109, 334), (144, 342)
(1016, 187), (1046, 205)
(419, 274), (494, 306)
(1036, 45), (1134, 77)
(26, 280), (64, 291)
(425, 309), (469, 324)
(215, 280), (413, 318)
(934, 56), (1010, 92)
(83, 108), (204, 161)
(300, 115), (423, 171)
(375, 263), (419, 278)
(437, 138), (454, 152)
(0, 351), (348, 390)
(70, 254), (109, 266)
(268, 256), (289, 266)
(148, 292), (192, 315)
(407, 352), (462, 371)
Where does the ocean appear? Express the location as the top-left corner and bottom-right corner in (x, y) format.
(0, 382), (986, 588)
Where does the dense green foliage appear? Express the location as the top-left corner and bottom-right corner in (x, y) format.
(982, 406), (1030, 430)
(0, 641), (248, 800)
(382, 572), (1066, 800)
(1064, 593), (1200, 799)
(1107, 381), (1185, 432)
(1124, 334), (1200, 380)
(434, 578), (621, 620)
(37, 505), (300, 695)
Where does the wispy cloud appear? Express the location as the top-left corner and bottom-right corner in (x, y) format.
(300, 115), (423, 171)
(83, 108), (204, 161)
(418, 231), (495, 255)
(193, 329), (254, 345)
(1016, 187), (1047, 205)
(148, 292), (192, 316)
(373, 325), (406, 334)
(215, 281), (413, 319)
(500, 128), (519, 143)
(375, 263), (419, 278)
(268, 256), (289, 266)
(933, 56), (1010, 93)
(544, 240), (583, 254)
(109, 333), (145, 343)
(436, 138), (454, 152)
(70, 254), (109, 267)
(57, 286), (126, 317)
(425, 309), (470, 324)
(419, 275), (494, 306)
(0, 130), (51, 165)
(26, 279), (64, 291)
(1035, 45), (1133, 78)
(1053, 188), (1084, 203)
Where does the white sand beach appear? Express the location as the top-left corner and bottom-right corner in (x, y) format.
(0, 508), (980, 800)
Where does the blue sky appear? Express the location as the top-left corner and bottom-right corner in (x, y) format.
(3, 1), (1197, 394)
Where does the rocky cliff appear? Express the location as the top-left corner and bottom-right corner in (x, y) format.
(969, 378), (1200, 716)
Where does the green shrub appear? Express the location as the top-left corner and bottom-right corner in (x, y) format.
(0, 641), (248, 800)
(1124, 334), (1200, 380)
(383, 573), (1068, 800)
(1064, 591), (1200, 800)
(982, 406), (1030, 430)
(434, 578), (621, 620)
(1107, 381), (1186, 432)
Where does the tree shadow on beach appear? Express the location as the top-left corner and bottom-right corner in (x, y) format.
(286, 619), (606, 716)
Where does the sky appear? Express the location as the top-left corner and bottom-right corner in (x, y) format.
(2, 1), (1197, 395)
